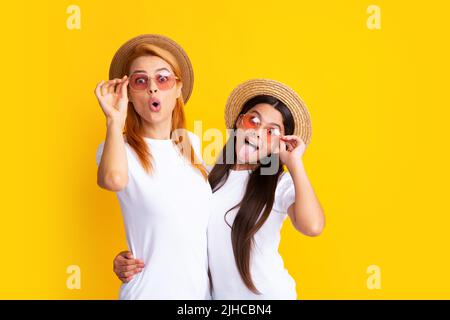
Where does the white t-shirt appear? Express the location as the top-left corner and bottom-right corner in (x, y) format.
(207, 169), (297, 300)
(96, 132), (212, 300)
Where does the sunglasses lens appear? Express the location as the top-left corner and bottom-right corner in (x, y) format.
(241, 114), (260, 129)
(267, 128), (281, 143)
(239, 114), (281, 143)
(155, 73), (176, 90)
(129, 73), (176, 91)
(129, 74), (149, 90)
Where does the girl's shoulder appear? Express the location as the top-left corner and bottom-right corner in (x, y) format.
(186, 131), (200, 150)
(205, 164), (214, 174)
(278, 170), (294, 185)
(185, 131), (205, 164)
(186, 130), (200, 142)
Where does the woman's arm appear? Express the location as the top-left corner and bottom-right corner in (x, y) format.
(280, 135), (325, 237)
(95, 76), (130, 191)
(97, 121), (128, 191)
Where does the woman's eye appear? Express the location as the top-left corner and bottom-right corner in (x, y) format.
(269, 128), (281, 136)
(136, 77), (147, 84)
(157, 75), (169, 82)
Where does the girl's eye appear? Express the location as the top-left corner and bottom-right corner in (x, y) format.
(250, 116), (261, 125)
(268, 128), (281, 136)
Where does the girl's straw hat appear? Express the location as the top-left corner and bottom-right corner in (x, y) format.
(225, 79), (312, 145)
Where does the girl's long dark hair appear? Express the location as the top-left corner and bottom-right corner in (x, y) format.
(208, 95), (294, 294)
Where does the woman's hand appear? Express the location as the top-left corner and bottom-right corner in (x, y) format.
(113, 250), (145, 283)
(279, 135), (306, 170)
(94, 76), (129, 129)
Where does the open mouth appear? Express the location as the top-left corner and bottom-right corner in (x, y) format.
(238, 137), (260, 161)
(148, 97), (161, 112)
(244, 137), (259, 151)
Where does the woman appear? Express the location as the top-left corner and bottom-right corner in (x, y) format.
(114, 79), (325, 299)
(95, 34), (212, 299)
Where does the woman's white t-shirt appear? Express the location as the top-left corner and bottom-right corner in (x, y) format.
(207, 169), (297, 300)
(96, 132), (212, 300)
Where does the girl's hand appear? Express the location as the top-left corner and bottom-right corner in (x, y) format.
(94, 76), (129, 128)
(279, 135), (306, 169)
(113, 250), (145, 283)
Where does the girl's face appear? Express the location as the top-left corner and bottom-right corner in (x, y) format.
(128, 55), (182, 126)
(235, 103), (285, 163)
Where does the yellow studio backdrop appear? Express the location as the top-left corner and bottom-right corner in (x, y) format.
(0, 0), (449, 299)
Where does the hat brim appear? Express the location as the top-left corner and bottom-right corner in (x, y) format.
(224, 79), (312, 145)
(109, 34), (194, 104)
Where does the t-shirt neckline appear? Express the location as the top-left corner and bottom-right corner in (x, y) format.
(143, 137), (175, 144)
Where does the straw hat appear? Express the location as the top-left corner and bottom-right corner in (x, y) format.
(224, 79), (312, 145)
(109, 34), (194, 103)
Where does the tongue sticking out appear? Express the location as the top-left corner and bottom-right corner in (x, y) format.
(238, 143), (258, 162)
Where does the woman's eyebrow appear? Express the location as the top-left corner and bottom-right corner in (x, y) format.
(155, 67), (171, 73)
(130, 68), (171, 75)
(251, 110), (282, 129)
(130, 69), (147, 74)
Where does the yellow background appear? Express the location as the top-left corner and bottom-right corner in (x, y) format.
(1, 0), (449, 299)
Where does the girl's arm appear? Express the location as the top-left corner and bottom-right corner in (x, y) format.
(95, 76), (130, 191)
(280, 135), (325, 237)
(113, 251), (145, 283)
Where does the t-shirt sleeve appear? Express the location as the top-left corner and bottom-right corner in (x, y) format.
(272, 171), (296, 214)
(96, 141), (105, 166)
(96, 136), (132, 167)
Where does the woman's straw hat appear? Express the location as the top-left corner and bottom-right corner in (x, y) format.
(109, 34), (194, 103)
(225, 79), (312, 145)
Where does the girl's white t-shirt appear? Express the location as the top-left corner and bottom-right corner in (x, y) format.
(96, 132), (212, 300)
(207, 169), (297, 300)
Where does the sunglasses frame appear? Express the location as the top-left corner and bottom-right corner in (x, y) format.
(128, 72), (180, 92)
(237, 113), (282, 140)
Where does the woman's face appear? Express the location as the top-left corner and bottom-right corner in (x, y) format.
(128, 55), (182, 126)
(235, 103), (285, 164)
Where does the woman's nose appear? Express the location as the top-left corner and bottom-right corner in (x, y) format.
(147, 78), (158, 94)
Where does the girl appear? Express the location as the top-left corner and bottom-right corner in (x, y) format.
(113, 79), (325, 299)
(95, 34), (211, 299)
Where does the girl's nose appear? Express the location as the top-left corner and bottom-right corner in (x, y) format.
(247, 130), (259, 139)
